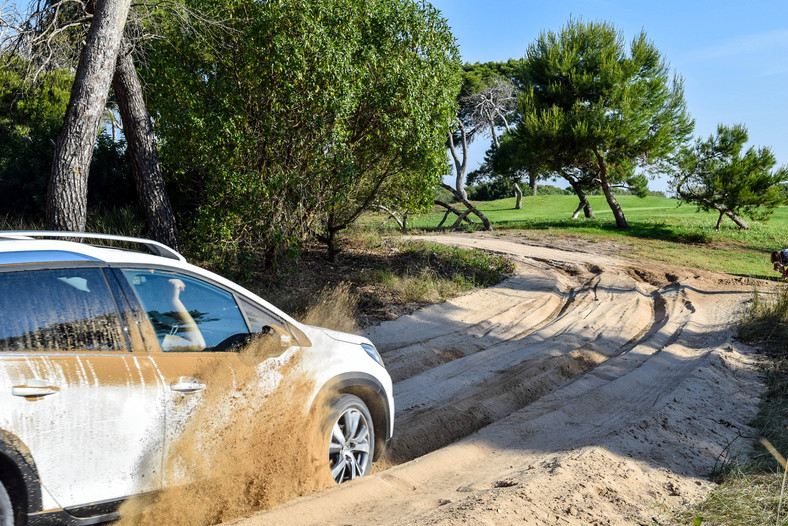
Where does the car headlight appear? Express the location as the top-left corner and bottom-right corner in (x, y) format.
(361, 343), (384, 367)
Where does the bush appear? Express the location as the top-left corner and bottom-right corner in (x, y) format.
(536, 184), (573, 196)
(0, 59), (72, 218)
(467, 179), (513, 201)
(146, 0), (460, 267)
(0, 56), (134, 221)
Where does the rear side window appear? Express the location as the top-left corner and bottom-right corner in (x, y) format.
(0, 268), (127, 352)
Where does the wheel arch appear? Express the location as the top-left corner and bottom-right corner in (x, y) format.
(0, 430), (44, 523)
(315, 373), (392, 461)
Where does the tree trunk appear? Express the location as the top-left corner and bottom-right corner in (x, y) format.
(447, 119), (469, 201)
(564, 173), (595, 219)
(435, 199), (476, 228)
(711, 204), (750, 230)
(529, 172), (538, 196)
(571, 202), (584, 219)
(438, 183), (492, 231)
(450, 208), (473, 230)
(724, 210), (750, 229)
(113, 40), (180, 250)
(375, 204), (406, 231)
(46, 0), (132, 232)
(594, 150), (627, 229)
(322, 212), (343, 262)
(513, 183), (523, 210)
(327, 229), (339, 262)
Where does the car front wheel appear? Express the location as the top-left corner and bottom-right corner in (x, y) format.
(327, 394), (374, 484)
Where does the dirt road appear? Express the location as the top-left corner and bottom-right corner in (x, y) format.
(232, 233), (764, 525)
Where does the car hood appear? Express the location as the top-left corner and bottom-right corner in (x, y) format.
(305, 326), (371, 347)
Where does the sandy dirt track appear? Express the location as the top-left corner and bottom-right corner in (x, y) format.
(231, 233), (765, 525)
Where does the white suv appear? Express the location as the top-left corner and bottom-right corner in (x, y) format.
(0, 232), (393, 526)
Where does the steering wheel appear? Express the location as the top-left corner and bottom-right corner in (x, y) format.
(210, 333), (251, 353)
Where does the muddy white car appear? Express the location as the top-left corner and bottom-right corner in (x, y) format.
(0, 231), (393, 526)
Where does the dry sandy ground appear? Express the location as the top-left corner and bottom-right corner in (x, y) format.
(230, 233), (765, 526)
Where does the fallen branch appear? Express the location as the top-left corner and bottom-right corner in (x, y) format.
(375, 204), (407, 231)
(439, 183), (492, 231)
(434, 199), (476, 229)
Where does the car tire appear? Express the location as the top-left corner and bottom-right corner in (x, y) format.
(327, 394), (375, 484)
(0, 481), (13, 526)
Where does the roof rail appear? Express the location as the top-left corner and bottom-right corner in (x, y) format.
(0, 231), (186, 262)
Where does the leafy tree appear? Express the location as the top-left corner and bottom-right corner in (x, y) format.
(0, 56), (72, 218)
(442, 60), (521, 224)
(505, 19), (694, 228)
(461, 59), (555, 206)
(673, 124), (787, 230)
(489, 128), (599, 218)
(145, 0), (460, 263)
(0, 54), (136, 217)
(467, 178), (513, 201)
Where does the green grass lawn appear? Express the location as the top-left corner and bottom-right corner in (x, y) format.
(389, 195), (788, 280)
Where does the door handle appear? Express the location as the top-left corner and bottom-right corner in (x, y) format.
(170, 377), (206, 393)
(12, 379), (59, 398)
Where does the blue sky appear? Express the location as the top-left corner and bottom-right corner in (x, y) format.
(429, 0), (788, 192)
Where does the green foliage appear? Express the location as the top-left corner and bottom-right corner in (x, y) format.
(467, 178), (515, 201)
(0, 56), (72, 217)
(456, 61), (524, 184)
(0, 55), (135, 219)
(405, 242), (516, 286)
(457, 59), (521, 132)
(536, 184), (573, 196)
(460, 59), (523, 97)
(475, 135), (531, 187)
(500, 18), (694, 221)
(681, 472), (788, 526)
(674, 123), (787, 228)
(433, 185), (457, 204)
(144, 0), (460, 265)
(358, 241), (515, 303)
(87, 133), (136, 210)
(739, 284), (788, 355)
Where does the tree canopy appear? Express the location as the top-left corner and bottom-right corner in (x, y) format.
(501, 18), (694, 227)
(144, 0), (460, 263)
(0, 57), (72, 217)
(673, 123), (787, 230)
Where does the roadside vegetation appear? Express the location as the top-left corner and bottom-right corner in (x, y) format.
(239, 232), (516, 328)
(674, 284), (788, 525)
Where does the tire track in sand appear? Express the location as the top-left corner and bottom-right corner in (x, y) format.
(235, 234), (758, 526)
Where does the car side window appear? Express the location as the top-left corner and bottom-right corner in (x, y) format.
(0, 268), (127, 352)
(121, 269), (249, 352)
(238, 298), (283, 333)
